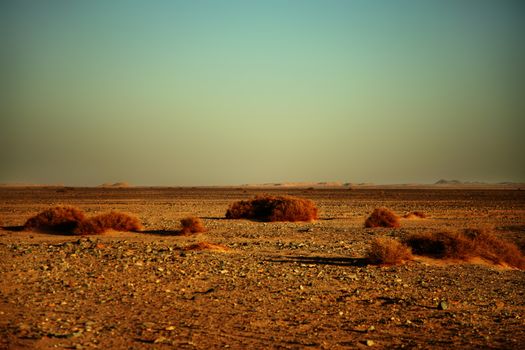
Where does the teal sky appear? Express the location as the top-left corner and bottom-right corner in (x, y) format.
(1, 0), (524, 186)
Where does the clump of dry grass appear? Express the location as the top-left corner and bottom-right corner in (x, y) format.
(463, 227), (525, 269)
(24, 206), (86, 233)
(365, 207), (400, 228)
(366, 237), (413, 265)
(183, 242), (229, 251)
(404, 228), (525, 269)
(74, 211), (143, 235)
(180, 217), (206, 235)
(404, 231), (474, 260)
(403, 211), (427, 219)
(225, 195), (318, 222)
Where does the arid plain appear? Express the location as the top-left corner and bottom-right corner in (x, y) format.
(1, 186), (524, 349)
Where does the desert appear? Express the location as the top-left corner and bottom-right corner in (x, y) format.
(1, 186), (524, 349)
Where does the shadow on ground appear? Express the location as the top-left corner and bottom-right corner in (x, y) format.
(139, 229), (185, 236)
(2, 226), (25, 232)
(268, 255), (370, 267)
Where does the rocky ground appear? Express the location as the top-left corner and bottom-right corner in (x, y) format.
(0, 187), (524, 349)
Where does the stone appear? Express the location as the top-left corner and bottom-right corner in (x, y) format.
(438, 301), (448, 310)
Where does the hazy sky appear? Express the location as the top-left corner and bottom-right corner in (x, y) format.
(1, 0), (524, 186)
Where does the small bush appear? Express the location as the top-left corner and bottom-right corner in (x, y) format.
(24, 206), (86, 233)
(365, 208), (400, 228)
(180, 217), (206, 235)
(403, 211), (427, 219)
(366, 237), (413, 265)
(404, 228), (525, 269)
(225, 195), (318, 222)
(183, 242), (229, 251)
(74, 211), (143, 235)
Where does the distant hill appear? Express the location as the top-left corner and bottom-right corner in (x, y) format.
(98, 182), (131, 188)
(434, 179), (524, 188)
(242, 182), (344, 188)
(435, 179), (463, 185)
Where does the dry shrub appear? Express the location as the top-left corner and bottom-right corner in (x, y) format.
(463, 228), (525, 269)
(74, 211), (143, 235)
(225, 195), (318, 222)
(180, 217), (206, 234)
(24, 206), (86, 233)
(183, 242), (229, 251)
(366, 237), (413, 265)
(365, 207), (400, 228)
(403, 211), (427, 219)
(404, 228), (525, 269)
(404, 231), (475, 260)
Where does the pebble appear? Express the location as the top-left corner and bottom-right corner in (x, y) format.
(438, 301), (448, 310)
(154, 336), (168, 344)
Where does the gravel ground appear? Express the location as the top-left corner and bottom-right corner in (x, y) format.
(1, 187), (524, 349)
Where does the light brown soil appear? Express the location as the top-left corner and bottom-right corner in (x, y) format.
(1, 187), (524, 349)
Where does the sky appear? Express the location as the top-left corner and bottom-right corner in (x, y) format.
(1, 0), (524, 186)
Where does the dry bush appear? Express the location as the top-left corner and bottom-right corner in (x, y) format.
(180, 217), (206, 235)
(463, 228), (525, 269)
(225, 195), (318, 222)
(404, 231), (475, 260)
(366, 237), (413, 265)
(404, 228), (525, 269)
(183, 242), (229, 251)
(403, 211), (427, 219)
(365, 207), (400, 228)
(24, 206), (86, 233)
(74, 211), (143, 235)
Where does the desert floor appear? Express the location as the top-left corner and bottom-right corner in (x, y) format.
(0, 187), (524, 349)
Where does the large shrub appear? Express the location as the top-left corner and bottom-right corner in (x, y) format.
(404, 228), (525, 269)
(24, 206), (86, 233)
(225, 195), (318, 222)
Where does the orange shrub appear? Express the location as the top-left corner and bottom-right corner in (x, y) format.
(404, 231), (474, 260)
(404, 228), (525, 269)
(366, 237), (413, 265)
(365, 207), (400, 228)
(74, 211), (142, 235)
(180, 217), (206, 234)
(24, 206), (86, 233)
(225, 195), (318, 222)
(463, 228), (525, 269)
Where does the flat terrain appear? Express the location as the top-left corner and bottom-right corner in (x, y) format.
(1, 187), (524, 349)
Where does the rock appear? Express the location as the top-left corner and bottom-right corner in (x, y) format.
(366, 339), (375, 346)
(154, 336), (168, 344)
(438, 301), (448, 310)
(142, 322), (155, 329)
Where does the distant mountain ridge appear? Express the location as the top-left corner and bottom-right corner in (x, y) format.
(435, 179), (524, 186)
